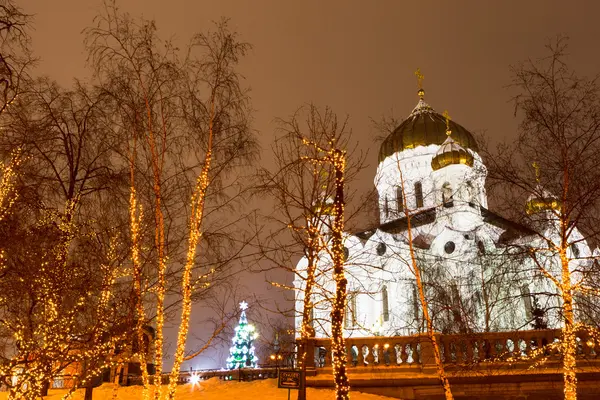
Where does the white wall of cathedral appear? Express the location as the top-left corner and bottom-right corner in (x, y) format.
(375, 146), (488, 225)
(296, 228), (561, 338)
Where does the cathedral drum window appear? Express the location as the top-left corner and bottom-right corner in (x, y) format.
(570, 243), (580, 259)
(396, 186), (404, 213)
(444, 241), (456, 254)
(345, 291), (358, 328)
(384, 196), (389, 219)
(442, 182), (453, 207)
(381, 285), (389, 322)
(414, 182), (424, 208)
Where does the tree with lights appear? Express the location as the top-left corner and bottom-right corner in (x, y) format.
(86, 3), (256, 399)
(226, 301), (258, 369)
(256, 104), (368, 400)
(297, 111), (351, 400)
(0, 59), (133, 400)
(482, 37), (600, 400)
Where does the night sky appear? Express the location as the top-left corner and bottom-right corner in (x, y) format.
(20, 0), (600, 369)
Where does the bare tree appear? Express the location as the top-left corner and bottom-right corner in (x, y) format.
(482, 37), (600, 400)
(0, 77), (132, 399)
(257, 104), (369, 400)
(85, 2), (256, 399)
(0, 0), (33, 115)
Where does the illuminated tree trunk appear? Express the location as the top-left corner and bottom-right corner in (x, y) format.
(140, 86), (169, 400)
(398, 162), (454, 400)
(560, 248), (577, 400)
(166, 100), (214, 400)
(329, 149), (350, 400)
(130, 185), (150, 399)
(127, 133), (152, 400)
(298, 227), (319, 400)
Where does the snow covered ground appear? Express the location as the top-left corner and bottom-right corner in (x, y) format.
(0, 377), (398, 399)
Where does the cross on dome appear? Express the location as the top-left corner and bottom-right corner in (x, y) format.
(443, 110), (452, 135)
(415, 68), (425, 99)
(239, 301), (248, 310)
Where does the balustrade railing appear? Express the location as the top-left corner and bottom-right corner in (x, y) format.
(306, 335), (421, 369)
(438, 328), (599, 364)
(303, 328), (600, 370)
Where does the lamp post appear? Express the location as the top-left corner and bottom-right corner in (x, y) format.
(273, 332), (281, 373)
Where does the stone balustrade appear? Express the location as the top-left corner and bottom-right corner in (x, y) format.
(305, 335), (422, 369)
(303, 328), (600, 370)
(438, 328), (598, 364)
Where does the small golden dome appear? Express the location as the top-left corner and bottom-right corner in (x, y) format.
(431, 134), (474, 171)
(311, 198), (335, 216)
(525, 186), (561, 215)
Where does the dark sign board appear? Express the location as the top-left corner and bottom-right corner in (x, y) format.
(278, 369), (302, 389)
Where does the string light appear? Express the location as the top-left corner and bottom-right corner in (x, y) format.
(129, 184), (151, 400)
(0, 196), (129, 400)
(301, 136), (350, 400)
(165, 98), (215, 400)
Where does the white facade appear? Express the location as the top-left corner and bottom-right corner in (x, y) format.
(294, 95), (597, 338)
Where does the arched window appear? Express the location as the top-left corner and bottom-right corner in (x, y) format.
(396, 186), (404, 214)
(345, 291), (357, 328)
(414, 182), (424, 208)
(384, 196), (389, 219)
(571, 244), (580, 259)
(520, 284), (533, 321)
(442, 182), (453, 207)
(412, 285), (419, 323)
(477, 240), (486, 255)
(382, 285), (389, 322)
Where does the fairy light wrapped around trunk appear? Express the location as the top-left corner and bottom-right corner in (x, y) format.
(328, 148), (350, 400)
(301, 136), (350, 400)
(165, 98), (215, 400)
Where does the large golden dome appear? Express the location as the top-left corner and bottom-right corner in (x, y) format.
(378, 96), (479, 162)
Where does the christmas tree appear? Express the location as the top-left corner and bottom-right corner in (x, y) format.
(226, 301), (259, 369)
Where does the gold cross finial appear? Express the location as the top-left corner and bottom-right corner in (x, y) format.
(443, 110), (452, 136)
(415, 68), (424, 89)
(532, 161), (540, 182)
(415, 68), (425, 99)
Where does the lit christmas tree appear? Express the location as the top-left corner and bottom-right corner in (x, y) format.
(226, 301), (259, 369)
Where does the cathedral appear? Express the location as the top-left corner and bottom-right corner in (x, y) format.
(294, 85), (597, 338)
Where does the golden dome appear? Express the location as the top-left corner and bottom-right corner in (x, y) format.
(311, 197), (335, 216)
(378, 95), (479, 162)
(431, 134), (474, 170)
(525, 186), (561, 215)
